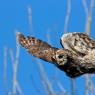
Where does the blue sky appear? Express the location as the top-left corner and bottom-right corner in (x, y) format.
(0, 0), (95, 95)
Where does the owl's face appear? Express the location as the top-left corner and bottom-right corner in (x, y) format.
(54, 50), (68, 65)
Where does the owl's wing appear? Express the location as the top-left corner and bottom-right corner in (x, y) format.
(16, 32), (59, 63)
(60, 32), (95, 55)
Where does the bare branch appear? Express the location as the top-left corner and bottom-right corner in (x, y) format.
(57, 81), (67, 95)
(84, 75), (95, 95)
(10, 49), (15, 66)
(10, 49), (17, 95)
(28, 6), (32, 35)
(9, 32), (23, 95)
(89, 76), (95, 95)
(37, 60), (56, 95)
(82, 0), (88, 14)
(16, 82), (23, 95)
(85, 75), (90, 95)
(3, 46), (7, 94)
(64, 0), (71, 33)
(89, 0), (94, 16)
(82, 0), (94, 35)
(46, 29), (51, 44)
(71, 78), (76, 95)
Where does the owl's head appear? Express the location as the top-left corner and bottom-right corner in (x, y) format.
(54, 49), (68, 66)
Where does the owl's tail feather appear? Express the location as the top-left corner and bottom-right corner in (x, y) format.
(16, 32), (58, 63)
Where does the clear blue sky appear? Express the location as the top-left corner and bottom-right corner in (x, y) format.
(0, 0), (95, 95)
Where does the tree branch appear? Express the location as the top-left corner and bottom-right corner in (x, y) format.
(64, 0), (71, 33)
(82, 0), (94, 35)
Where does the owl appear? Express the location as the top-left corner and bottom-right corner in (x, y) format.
(16, 32), (95, 78)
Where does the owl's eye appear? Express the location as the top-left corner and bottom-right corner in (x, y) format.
(58, 55), (64, 59)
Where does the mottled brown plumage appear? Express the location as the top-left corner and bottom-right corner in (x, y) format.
(16, 32), (95, 78)
(61, 32), (95, 55)
(16, 32), (58, 63)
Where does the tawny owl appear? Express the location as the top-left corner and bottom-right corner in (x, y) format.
(16, 32), (95, 78)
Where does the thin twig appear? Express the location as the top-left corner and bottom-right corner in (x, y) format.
(10, 49), (15, 67)
(46, 29), (51, 44)
(3, 47), (7, 95)
(16, 82), (23, 95)
(71, 78), (76, 95)
(82, 0), (94, 35)
(9, 32), (23, 95)
(29, 56), (49, 95)
(64, 0), (71, 33)
(57, 81), (67, 95)
(85, 74), (90, 95)
(82, 0), (88, 14)
(28, 6), (32, 35)
(37, 60), (56, 95)
(89, 78), (95, 95)
(10, 49), (17, 95)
